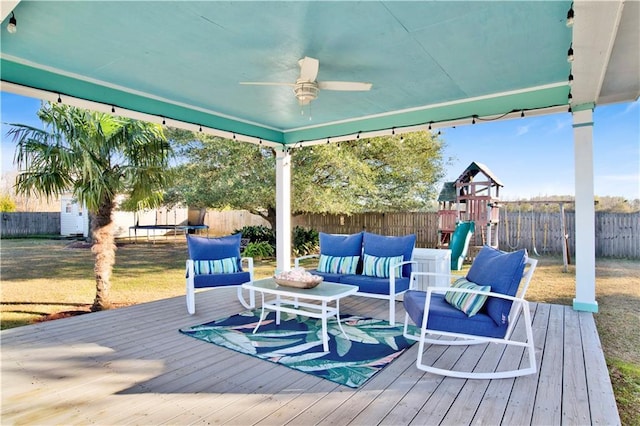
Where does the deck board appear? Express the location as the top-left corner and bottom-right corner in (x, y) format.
(1, 287), (620, 425)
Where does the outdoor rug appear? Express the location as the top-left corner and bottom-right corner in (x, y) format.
(179, 309), (417, 388)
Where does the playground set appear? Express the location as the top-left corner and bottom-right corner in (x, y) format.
(436, 162), (502, 269)
(437, 161), (572, 271)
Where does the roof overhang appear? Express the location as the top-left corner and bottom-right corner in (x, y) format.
(1, 1), (638, 147)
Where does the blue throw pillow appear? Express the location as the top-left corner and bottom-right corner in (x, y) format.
(319, 232), (363, 257)
(187, 234), (243, 270)
(445, 277), (491, 317)
(193, 257), (239, 274)
(362, 232), (416, 278)
(466, 246), (526, 326)
(362, 253), (404, 278)
(317, 254), (360, 274)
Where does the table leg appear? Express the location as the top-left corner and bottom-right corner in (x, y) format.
(252, 292), (266, 334)
(321, 300), (329, 352)
(276, 295), (281, 325)
(335, 299), (349, 339)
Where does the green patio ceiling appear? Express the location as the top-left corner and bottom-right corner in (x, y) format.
(1, 1), (573, 145)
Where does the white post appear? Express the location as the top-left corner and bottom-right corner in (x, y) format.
(275, 147), (292, 274)
(572, 108), (598, 313)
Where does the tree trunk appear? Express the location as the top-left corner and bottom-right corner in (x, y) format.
(90, 199), (116, 311)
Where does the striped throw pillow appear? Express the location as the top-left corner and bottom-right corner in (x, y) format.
(317, 254), (360, 274)
(445, 277), (491, 317)
(193, 257), (239, 275)
(362, 253), (404, 278)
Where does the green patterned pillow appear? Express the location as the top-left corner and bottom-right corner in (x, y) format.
(362, 253), (404, 278)
(445, 277), (491, 317)
(317, 254), (360, 274)
(193, 257), (239, 275)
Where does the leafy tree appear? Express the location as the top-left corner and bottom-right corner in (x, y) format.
(0, 194), (16, 212)
(166, 129), (446, 228)
(7, 103), (171, 311)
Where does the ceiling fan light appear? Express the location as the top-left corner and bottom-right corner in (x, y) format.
(294, 82), (319, 105)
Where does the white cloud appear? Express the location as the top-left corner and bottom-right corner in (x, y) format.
(516, 125), (530, 136)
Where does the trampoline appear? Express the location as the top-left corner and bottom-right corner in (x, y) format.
(128, 224), (209, 242)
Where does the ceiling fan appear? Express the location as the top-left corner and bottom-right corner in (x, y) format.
(240, 56), (372, 106)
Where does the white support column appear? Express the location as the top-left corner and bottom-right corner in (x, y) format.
(275, 148), (292, 274)
(572, 108), (598, 313)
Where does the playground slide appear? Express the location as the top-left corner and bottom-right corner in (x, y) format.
(450, 221), (475, 270)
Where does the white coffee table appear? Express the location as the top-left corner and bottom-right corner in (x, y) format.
(242, 278), (358, 352)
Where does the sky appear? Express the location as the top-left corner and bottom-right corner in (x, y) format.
(1, 91), (638, 200)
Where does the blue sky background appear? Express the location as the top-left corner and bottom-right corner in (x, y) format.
(1, 91), (638, 200)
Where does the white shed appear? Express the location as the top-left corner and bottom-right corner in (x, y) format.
(60, 195), (89, 237)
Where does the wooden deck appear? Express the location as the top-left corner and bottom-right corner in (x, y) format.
(1, 288), (620, 425)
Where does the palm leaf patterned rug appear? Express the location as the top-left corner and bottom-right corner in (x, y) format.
(179, 309), (417, 388)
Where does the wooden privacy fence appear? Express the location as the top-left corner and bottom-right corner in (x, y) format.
(295, 211), (640, 259)
(1, 210), (638, 259)
(0, 212), (60, 237)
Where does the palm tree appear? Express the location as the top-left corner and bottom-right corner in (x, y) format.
(8, 103), (172, 311)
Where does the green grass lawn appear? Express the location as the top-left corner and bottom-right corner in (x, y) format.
(1, 237), (638, 424)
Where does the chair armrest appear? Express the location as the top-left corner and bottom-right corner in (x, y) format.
(294, 254), (319, 268)
(425, 286), (528, 304)
(388, 260), (416, 294)
(408, 271), (461, 291)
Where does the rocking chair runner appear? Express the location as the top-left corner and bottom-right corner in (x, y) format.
(403, 245), (538, 379)
(185, 233), (255, 314)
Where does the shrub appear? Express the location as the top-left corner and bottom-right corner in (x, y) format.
(242, 241), (275, 259)
(234, 225), (275, 246)
(292, 226), (319, 257)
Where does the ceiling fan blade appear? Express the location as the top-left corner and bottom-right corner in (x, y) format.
(298, 56), (319, 82)
(318, 81), (372, 91)
(240, 82), (295, 87)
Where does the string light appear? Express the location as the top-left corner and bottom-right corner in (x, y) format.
(199, 125), (202, 132)
(357, 131), (361, 139)
(566, 4), (575, 27)
(7, 12), (17, 34)
(162, 117), (166, 125)
(392, 127), (396, 135)
(567, 45), (574, 62)
(521, 110), (525, 118)
(233, 133), (236, 140)
(568, 73), (574, 85)
(111, 106), (115, 113)
(428, 122), (432, 130)
(472, 116), (476, 124)
(568, 92), (573, 101)
(57, 94), (62, 103)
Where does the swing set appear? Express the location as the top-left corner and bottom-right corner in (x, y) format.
(500, 200), (573, 272)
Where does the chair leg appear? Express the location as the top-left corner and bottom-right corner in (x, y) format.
(415, 307), (537, 379)
(237, 286), (255, 309)
(389, 296), (395, 326)
(186, 287), (195, 315)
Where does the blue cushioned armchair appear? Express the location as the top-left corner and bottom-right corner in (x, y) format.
(186, 233), (255, 314)
(402, 246), (538, 379)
